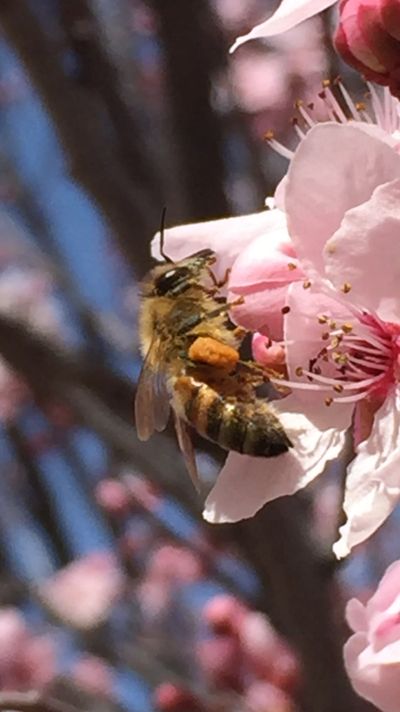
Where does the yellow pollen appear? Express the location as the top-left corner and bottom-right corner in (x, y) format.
(356, 101), (366, 111)
(264, 130), (274, 140)
(331, 336), (341, 349)
(294, 99), (304, 108)
(322, 78), (331, 88)
(295, 366), (304, 377)
(329, 321), (337, 330)
(333, 352), (348, 365)
(341, 282), (352, 294)
(325, 397), (333, 406)
(303, 280), (312, 289)
(334, 384), (344, 393)
(342, 323), (353, 334)
(287, 262), (297, 271)
(281, 305), (291, 314)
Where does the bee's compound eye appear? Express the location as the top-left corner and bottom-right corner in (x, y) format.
(155, 267), (190, 295)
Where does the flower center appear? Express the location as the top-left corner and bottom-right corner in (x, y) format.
(272, 309), (400, 406)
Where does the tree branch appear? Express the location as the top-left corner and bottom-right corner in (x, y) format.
(0, 0), (157, 274)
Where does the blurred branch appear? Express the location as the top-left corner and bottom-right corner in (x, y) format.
(0, 314), (198, 512)
(149, 0), (229, 221)
(0, 692), (79, 712)
(234, 499), (371, 712)
(6, 422), (71, 565)
(0, 0), (156, 275)
(59, 0), (164, 202)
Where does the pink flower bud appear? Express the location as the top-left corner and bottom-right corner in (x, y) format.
(95, 479), (130, 515)
(335, 0), (400, 97)
(244, 681), (295, 712)
(154, 683), (204, 712)
(197, 636), (242, 690)
(202, 594), (247, 635)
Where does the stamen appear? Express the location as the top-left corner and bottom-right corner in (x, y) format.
(366, 82), (386, 129)
(337, 80), (359, 120)
(264, 131), (294, 160)
(322, 82), (348, 123)
(295, 100), (315, 128)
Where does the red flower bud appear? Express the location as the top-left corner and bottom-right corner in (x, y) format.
(334, 0), (400, 97)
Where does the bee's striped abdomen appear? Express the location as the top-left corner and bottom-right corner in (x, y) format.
(172, 376), (292, 458)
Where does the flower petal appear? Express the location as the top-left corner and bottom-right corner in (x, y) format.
(367, 560), (400, 617)
(230, 0), (336, 52)
(203, 396), (346, 523)
(285, 123), (400, 274)
(334, 385), (400, 558)
(344, 634), (400, 712)
(151, 210), (283, 282)
(346, 598), (368, 633)
(324, 178), (400, 323)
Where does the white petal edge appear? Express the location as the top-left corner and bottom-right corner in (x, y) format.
(334, 385), (400, 559)
(230, 0), (337, 52)
(203, 396), (347, 523)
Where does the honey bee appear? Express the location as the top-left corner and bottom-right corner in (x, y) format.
(135, 242), (292, 488)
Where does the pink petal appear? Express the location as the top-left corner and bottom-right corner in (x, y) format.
(229, 284), (290, 341)
(285, 123), (400, 274)
(228, 224), (303, 339)
(367, 560), (400, 617)
(346, 598), (368, 634)
(203, 396), (346, 523)
(230, 0), (337, 52)
(151, 210), (282, 282)
(344, 633), (400, 712)
(324, 178), (400, 323)
(334, 385), (400, 558)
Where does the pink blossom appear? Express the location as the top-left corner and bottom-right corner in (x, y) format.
(0, 608), (55, 690)
(147, 544), (204, 584)
(244, 681), (295, 712)
(95, 479), (130, 515)
(344, 560), (400, 712)
(72, 655), (113, 696)
(38, 552), (124, 630)
(335, 0), (400, 98)
(197, 636), (242, 689)
(202, 594), (248, 635)
(156, 91), (400, 556)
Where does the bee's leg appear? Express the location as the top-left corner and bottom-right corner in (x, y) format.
(206, 296), (245, 319)
(207, 267), (231, 289)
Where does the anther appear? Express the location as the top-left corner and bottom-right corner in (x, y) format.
(325, 397), (333, 406)
(318, 315), (328, 324)
(341, 282), (352, 294)
(342, 323), (353, 333)
(295, 366), (303, 377)
(322, 332), (330, 341)
(356, 101), (366, 111)
(334, 384), (344, 393)
(303, 280), (312, 289)
(287, 262), (297, 271)
(281, 305), (291, 314)
(264, 130), (274, 140)
(329, 320), (337, 330)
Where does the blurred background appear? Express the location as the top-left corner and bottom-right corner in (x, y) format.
(0, 1), (394, 711)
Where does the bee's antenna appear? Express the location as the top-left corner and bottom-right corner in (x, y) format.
(159, 206), (173, 262)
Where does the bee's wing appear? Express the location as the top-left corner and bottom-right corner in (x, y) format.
(135, 338), (170, 441)
(173, 413), (200, 491)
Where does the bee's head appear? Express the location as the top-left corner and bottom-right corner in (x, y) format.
(143, 249), (216, 297)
